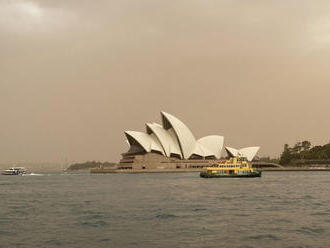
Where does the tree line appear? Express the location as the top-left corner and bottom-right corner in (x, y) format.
(67, 161), (117, 170)
(280, 141), (330, 165)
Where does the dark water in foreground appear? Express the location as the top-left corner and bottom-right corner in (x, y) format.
(1, 172), (330, 248)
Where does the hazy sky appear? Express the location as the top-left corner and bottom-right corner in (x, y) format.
(1, 0), (330, 163)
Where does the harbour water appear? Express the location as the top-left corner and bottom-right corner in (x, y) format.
(1, 172), (330, 248)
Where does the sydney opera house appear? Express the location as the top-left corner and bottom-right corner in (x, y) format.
(118, 112), (260, 170)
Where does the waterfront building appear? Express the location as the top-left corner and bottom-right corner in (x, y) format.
(119, 112), (260, 170)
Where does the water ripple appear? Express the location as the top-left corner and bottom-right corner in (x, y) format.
(1, 172), (330, 248)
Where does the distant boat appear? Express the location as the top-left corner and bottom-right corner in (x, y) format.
(1, 167), (27, 176)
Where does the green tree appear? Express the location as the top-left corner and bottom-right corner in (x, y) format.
(280, 144), (292, 165)
(301, 140), (311, 151)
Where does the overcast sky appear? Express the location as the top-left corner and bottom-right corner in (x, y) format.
(1, 0), (330, 163)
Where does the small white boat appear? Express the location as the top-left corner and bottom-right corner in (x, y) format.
(1, 167), (27, 176)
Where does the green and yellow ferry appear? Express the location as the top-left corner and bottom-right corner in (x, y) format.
(200, 156), (261, 178)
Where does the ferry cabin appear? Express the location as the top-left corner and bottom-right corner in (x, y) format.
(206, 157), (255, 175)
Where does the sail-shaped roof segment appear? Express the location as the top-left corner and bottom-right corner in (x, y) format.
(161, 112), (196, 159)
(145, 123), (182, 158)
(191, 143), (214, 158)
(225, 147), (239, 157)
(167, 128), (183, 158)
(125, 131), (164, 155)
(225, 146), (260, 161)
(239, 147), (260, 161)
(149, 133), (166, 155)
(197, 135), (224, 159)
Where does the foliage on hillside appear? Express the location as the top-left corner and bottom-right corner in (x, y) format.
(67, 161), (117, 170)
(279, 141), (330, 165)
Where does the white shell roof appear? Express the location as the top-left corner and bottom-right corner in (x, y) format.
(123, 112), (259, 160)
(191, 142), (214, 158)
(146, 123), (182, 158)
(125, 131), (164, 155)
(225, 147), (239, 157)
(167, 128), (183, 158)
(161, 112), (196, 159)
(225, 146), (260, 161)
(197, 135), (224, 159)
(239, 147), (260, 161)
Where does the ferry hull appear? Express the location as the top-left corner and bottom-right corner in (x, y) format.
(1, 167), (26, 176)
(200, 171), (261, 178)
(1, 172), (20, 175)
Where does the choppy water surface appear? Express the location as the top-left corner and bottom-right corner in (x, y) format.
(1, 172), (330, 248)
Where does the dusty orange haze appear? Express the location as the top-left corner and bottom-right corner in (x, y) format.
(1, 0), (330, 164)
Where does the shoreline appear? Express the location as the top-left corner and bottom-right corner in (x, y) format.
(89, 167), (330, 174)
